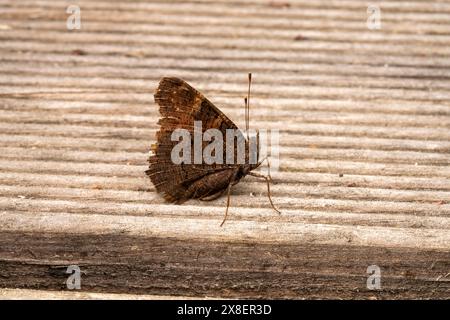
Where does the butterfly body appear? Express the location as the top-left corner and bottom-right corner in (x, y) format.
(185, 168), (240, 200)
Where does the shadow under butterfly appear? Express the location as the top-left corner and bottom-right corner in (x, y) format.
(146, 74), (280, 226)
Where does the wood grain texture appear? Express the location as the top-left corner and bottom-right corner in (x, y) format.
(0, 0), (449, 299)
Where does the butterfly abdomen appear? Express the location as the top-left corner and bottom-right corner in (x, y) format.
(183, 169), (239, 200)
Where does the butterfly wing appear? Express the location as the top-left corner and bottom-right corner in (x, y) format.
(146, 77), (245, 202)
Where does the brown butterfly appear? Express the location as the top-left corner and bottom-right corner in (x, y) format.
(146, 74), (280, 226)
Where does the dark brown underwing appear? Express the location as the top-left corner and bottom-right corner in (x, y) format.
(146, 75), (280, 226)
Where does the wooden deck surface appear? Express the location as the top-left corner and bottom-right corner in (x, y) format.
(0, 0), (449, 299)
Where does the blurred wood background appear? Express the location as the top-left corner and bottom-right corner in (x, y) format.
(0, 0), (449, 299)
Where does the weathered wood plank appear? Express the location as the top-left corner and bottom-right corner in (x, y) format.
(0, 231), (449, 299)
(0, 288), (195, 300)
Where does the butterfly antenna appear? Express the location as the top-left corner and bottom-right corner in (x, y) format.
(246, 73), (252, 139)
(244, 97), (248, 140)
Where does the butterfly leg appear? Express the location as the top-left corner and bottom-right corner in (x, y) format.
(255, 157), (274, 185)
(200, 188), (227, 201)
(248, 171), (281, 214)
(219, 182), (233, 227)
(256, 156), (273, 182)
(218, 169), (241, 227)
